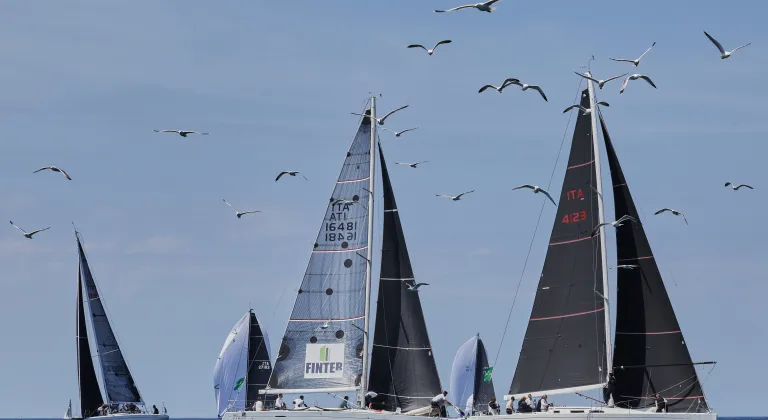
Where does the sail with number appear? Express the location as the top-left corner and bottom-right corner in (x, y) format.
(450, 334), (495, 415)
(367, 144), (441, 412)
(78, 234), (143, 405)
(508, 88), (608, 398)
(266, 111), (373, 394)
(600, 114), (709, 413)
(77, 260), (104, 419)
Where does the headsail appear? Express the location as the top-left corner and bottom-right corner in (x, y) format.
(367, 144), (441, 412)
(77, 263), (104, 418)
(246, 311), (274, 407)
(213, 313), (250, 415)
(473, 338), (495, 411)
(600, 114), (709, 413)
(266, 111), (373, 394)
(78, 235), (143, 404)
(450, 335), (495, 414)
(508, 88), (607, 398)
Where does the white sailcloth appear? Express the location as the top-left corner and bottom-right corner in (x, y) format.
(450, 335), (479, 415)
(214, 313), (250, 415)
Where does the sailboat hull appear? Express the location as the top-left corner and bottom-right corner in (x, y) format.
(90, 414), (169, 420)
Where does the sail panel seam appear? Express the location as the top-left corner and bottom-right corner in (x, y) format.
(530, 307), (604, 321)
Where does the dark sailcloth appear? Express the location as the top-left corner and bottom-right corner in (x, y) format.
(600, 114), (709, 413)
(77, 266), (104, 418)
(78, 236), (143, 404)
(473, 338), (495, 411)
(246, 311), (275, 407)
(509, 89), (607, 397)
(368, 144), (441, 412)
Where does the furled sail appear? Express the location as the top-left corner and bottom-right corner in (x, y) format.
(77, 264), (104, 418)
(78, 235), (143, 404)
(600, 114), (709, 413)
(367, 144), (441, 412)
(450, 335), (495, 414)
(508, 89), (607, 398)
(213, 313), (250, 415)
(266, 111), (372, 394)
(246, 311), (274, 407)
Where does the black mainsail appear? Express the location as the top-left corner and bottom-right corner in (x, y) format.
(78, 235), (143, 405)
(367, 144), (441, 412)
(77, 265), (104, 418)
(600, 114), (709, 413)
(246, 311), (274, 407)
(508, 88), (608, 397)
(473, 338), (495, 411)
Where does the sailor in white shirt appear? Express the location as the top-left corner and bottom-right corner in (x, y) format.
(252, 400), (264, 411)
(538, 395), (549, 411)
(293, 395), (307, 409)
(364, 391), (378, 409)
(430, 391), (456, 417)
(275, 394), (286, 410)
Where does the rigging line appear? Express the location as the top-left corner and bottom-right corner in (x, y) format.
(492, 78), (585, 368)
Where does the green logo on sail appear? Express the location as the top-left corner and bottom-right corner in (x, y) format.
(234, 377), (245, 391)
(482, 367), (493, 383)
(320, 345), (330, 362)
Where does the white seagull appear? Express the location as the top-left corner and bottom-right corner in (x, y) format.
(512, 184), (557, 206)
(275, 171), (308, 181)
(395, 161), (428, 168)
(222, 199), (261, 218)
(610, 265), (640, 270)
(591, 215), (640, 238)
(610, 42), (656, 67)
(351, 105), (409, 125)
(478, 78), (519, 93)
(436, 191), (475, 201)
(574, 72), (628, 89)
(407, 40), (452, 55)
(506, 80), (548, 102)
(406, 283), (430, 292)
(434, 0), (499, 13)
(704, 31), (751, 59)
(562, 102), (609, 115)
(33, 166), (72, 180)
(654, 208), (688, 225)
(153, 129), (209, 137)
(725, 182), (754, 190)
(9, 221), (50, 239)
(383, 127), (418, 137)
(620, 74), (657, 94)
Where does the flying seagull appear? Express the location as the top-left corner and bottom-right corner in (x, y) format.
(9, 221), (50, 239)
(724, 182), (754, 190)
(436, 191), (474, 201)
(610, 265), (640, 270)
(275, 171), (308, 181)
(654, 208), (688, 225)
(704, 31), (751, 59)
(591, 215), (640, 238)
(610, 42), (656, 67)
(506, 80), (548, 102)
(33, 166), (72, 180)
(574, 72), (628, 89)
(407, 40), (452, 55)
(382, 127), (418, 137)
(153, 129), (209, 137)
(222, 199), (261, 218)
(406, 283), (430, 292)
(478, 78), (519, 93)
(620, 74), (657, 94)
(395, 161), (428, 168)
(562, 102), (609, 115)
(512, 184), (557, 206)
(351, 105), (409, 125)
(434, 0), (499, 13)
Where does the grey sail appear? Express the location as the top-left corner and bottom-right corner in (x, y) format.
(78, 235), (143, 404)
(266, 111), (372, 393)
(508, 89), (607, 397)
(77, 263), (104, 418)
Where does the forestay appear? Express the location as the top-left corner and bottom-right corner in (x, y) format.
(266, 112), (372, 394)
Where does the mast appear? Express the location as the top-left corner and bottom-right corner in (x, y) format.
(586, 72), (612, 377)
(361, 96), (375, 402)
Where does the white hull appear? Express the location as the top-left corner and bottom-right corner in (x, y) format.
(222, 407), (715, 420)
(90, 414), (169, 420)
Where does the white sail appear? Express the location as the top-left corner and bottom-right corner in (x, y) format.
(450, 335), (478, 415)
(214, 313), (250, 415)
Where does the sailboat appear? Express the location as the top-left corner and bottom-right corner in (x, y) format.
(472, 74), (716, 419)
(449, 334), (496, 415)
(214, 310), (275, 415)
(221, 97), (441, 420)
(74, 232), (168, 420)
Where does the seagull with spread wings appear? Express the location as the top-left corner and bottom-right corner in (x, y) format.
(153, 129), (209, 137)
(591, 215), (640, 238)
(620, 74), (657, 94)
(562, 102), (609, 115)
(436, 191), (474, 201)
(222, 199), (261, 218)
(704, 31), (751, 59)
(654, 208), (688, 225)
(9, 221), (50, 239)
(725, 182), (754, 190)
(33, 166), (72, 180)
(351, 105), (409, 125)
(512, 184), (557, 206)
(406, 283), (430, 292)
(478, 78), (519, 93)
(434, 0), (499, 13)
(574, 72), (628, 89)
(610, 265), (640, 270)
(275, 171), (308, 181)
(407, 40), (452, 56)
(610, 42), (656, 67)
(382, 127), (418, 137)
(506, 80), (548, 101)
(395, 161), (428, 168)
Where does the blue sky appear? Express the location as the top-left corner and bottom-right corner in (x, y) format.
(0, 0), (765, 417)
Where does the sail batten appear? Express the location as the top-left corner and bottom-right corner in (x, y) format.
(600, 114), (709, 413)
(367, 144), (441, 412)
